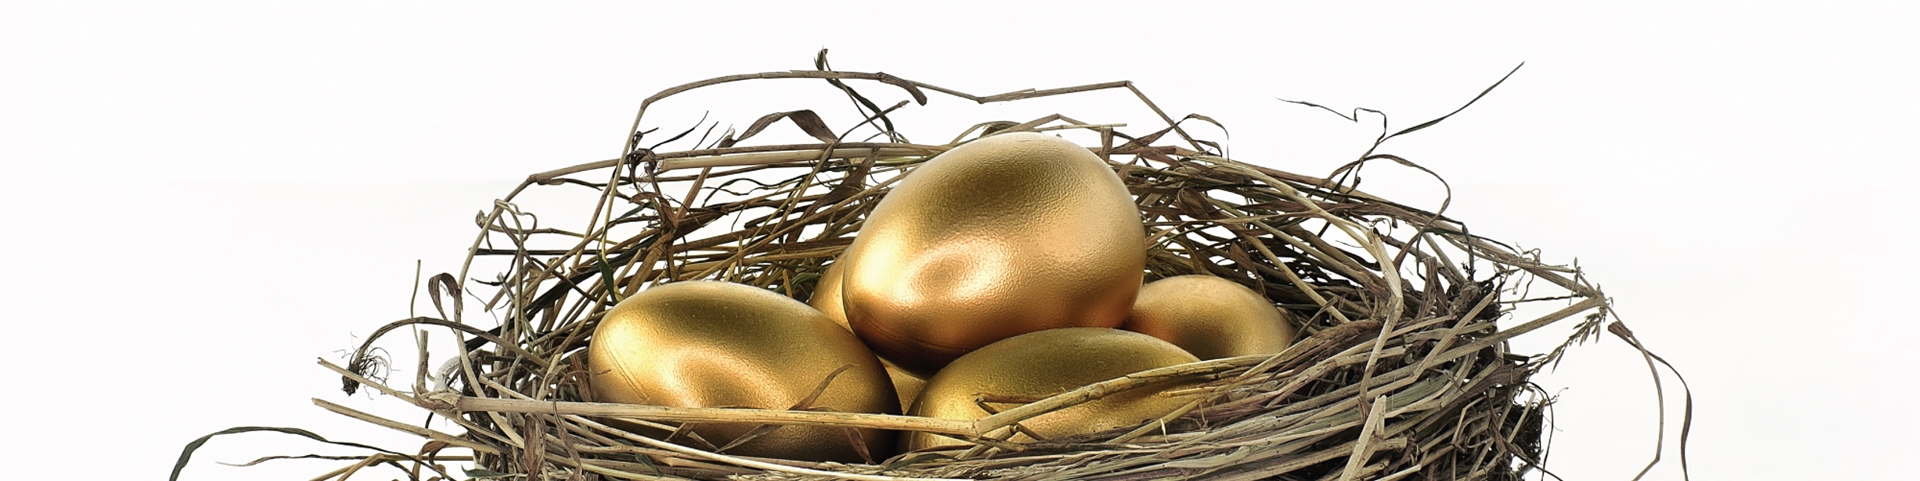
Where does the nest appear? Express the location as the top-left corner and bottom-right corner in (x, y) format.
(288, 57), (1639, 481)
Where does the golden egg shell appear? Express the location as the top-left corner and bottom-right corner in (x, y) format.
(902, 327), (1201, 451)
(806, 262), (850, 326)
(587, 280), (899, 462)
(840, 132), (1147, 376)
(1122, 275), (1298, 360)
(808, 262), (928, 411)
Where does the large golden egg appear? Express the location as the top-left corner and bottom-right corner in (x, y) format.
(840, 132), (1147, 376)
(588, 280), (899, 462)
(1121, 275), (1297, 360)
(902, 328), (1200, 451)
(808, 262), (927, 411)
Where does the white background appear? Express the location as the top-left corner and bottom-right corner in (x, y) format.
(4, 2), (1915, 479)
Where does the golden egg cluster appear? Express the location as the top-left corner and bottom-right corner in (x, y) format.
(587, 132), (1299, 461)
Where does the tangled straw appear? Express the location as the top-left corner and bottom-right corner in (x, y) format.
(173, 52), (1691, 481)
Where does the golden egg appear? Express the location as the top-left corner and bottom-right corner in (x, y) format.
(886, 365), (927, 415)
(902, 328), (1200, 451)
(840, 132), (1147, 376)
(808, 261), (928, 411)
(806, 261), (850, 328)
(588, 280), (899, 462)
(1121, 275), (1297, 360)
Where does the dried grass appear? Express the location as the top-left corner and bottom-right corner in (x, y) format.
(174, 52), (1690, 481)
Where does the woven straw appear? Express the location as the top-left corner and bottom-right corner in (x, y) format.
(225, 55), (1663, 481)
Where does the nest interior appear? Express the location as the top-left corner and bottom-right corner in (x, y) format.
(306, 60), (1632, 481)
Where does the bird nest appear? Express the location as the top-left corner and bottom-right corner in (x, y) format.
(179, 54), (1688, 481)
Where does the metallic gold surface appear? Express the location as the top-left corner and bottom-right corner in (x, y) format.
(902, 328), (1200, 451)
(806, 261), (851, 329)
(588, 281), (899, 462)
(808, 262), (928, 411)
(885, 364), (927, 415)
(1121, 275), (1298, 360)
(840, 132), (1147, 376)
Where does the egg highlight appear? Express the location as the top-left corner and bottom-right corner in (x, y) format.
(839, 132), (1147, 376)
(588, 280), (899, 462)
(808, 261), (928, 411)
(902, 327), (1200, 451)
(1122, 275), (1297, 360)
